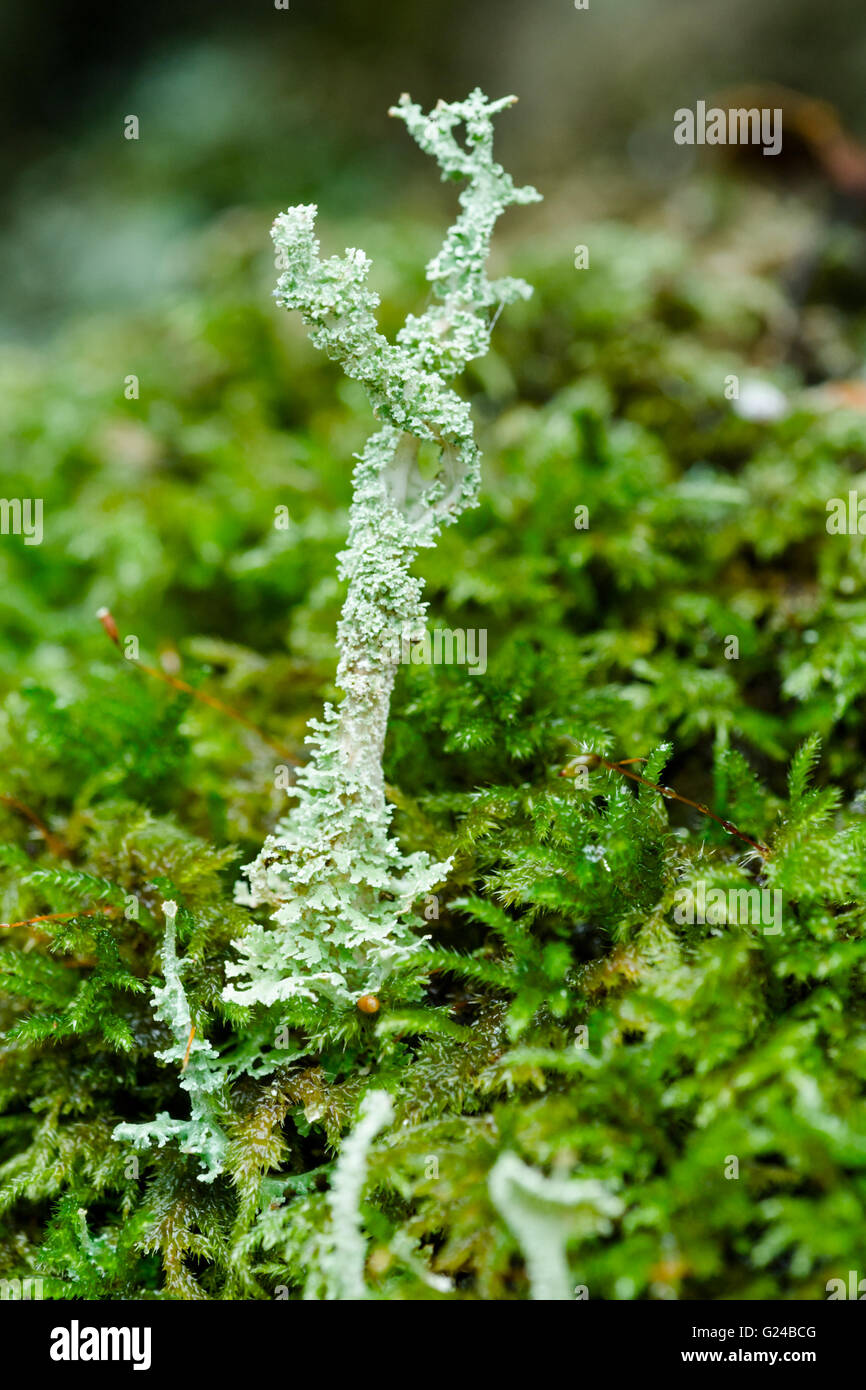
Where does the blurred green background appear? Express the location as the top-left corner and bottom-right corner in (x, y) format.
(3, 0), (866, 336)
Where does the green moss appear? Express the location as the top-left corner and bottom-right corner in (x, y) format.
(2, 109), (866, 1298)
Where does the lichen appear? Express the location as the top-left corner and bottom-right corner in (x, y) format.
(224, 91), (540, 1015)
(113, 901), (228, 1182)
(320, 1089), (394, 1300)
(488, 1153), (624, 1301)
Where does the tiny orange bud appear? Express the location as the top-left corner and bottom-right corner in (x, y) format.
(357, 994), (380, 1015)
(96, 607), (120, 646)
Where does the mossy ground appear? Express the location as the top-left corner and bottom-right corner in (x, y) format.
(2, 181), (866, 1298)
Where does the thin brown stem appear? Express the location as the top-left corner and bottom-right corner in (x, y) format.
(96, 609), (300, 765)
(0, 907), (117, 929)
(560, 754), (771, 858)
(0, 794), (68, 857)
(136, 659), (300, 763)
(180, 1024), (196, 1072)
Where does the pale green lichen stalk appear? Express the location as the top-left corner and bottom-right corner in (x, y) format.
(319, 1089), (394, 1300)
(114, 902), (228, 1182)
(488, 1153), (624, 1301)
(224, 91), (540, 1016)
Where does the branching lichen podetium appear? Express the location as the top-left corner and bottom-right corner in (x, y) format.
(223, 90), (541, 1019)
